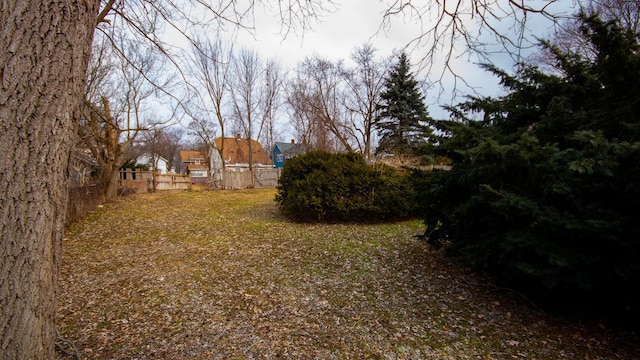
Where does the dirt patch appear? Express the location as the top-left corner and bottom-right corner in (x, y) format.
(57, 189), (639, 359)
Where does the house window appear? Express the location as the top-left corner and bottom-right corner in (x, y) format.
(195, 159), (201, 165)
(276, 154), (284, 162)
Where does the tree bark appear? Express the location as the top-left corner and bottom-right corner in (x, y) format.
(0, 0), (98, 358)
(105, 154), (125, 201)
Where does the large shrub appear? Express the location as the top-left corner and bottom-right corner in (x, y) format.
(276, 151), (414, 222)
(417, 16), (640, 324)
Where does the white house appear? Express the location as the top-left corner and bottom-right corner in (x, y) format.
(136, 153), (170, 174)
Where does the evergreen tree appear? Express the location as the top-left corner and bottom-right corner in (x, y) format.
(375, 52), (432, 154)
(414, 15), (640, 324)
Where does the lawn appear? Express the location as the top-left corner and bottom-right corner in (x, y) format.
(57, 189), (638, 359)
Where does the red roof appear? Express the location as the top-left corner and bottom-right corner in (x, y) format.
(213, 137), (272, 165)
(180, 150), (206, 162)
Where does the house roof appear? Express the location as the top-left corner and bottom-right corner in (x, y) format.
(213, 137), (273, 165)
(138, 153), (169, 164)
(275, 142), (304, 155)
(180, 150), (206, 162)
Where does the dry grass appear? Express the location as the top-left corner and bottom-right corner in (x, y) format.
(57, 189), (639, 359)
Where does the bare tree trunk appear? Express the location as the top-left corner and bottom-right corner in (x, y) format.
(105, 164), (122, 200)
(83, 97), (133, 202)
(0, 0), (98, 358)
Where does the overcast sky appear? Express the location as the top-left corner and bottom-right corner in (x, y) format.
(234, 1), (413, 69)
(158, 0), (573, 128)
(225, 0), (569, 119)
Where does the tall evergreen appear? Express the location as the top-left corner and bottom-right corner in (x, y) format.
(375, 52), (432, 154)
(415, 15), (640, 324)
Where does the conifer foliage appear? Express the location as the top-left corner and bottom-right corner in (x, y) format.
(375, 52), (433, 155)
(415, 15), (640, 324)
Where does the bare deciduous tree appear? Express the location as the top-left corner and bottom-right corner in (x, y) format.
(1, 0), (332, 356)
(138, 127), (184, 172)
(80, 33), (166, 201)
(379, 0), (565, 94)
(186, 116), (218, 148)
(229, 48), (264, 172)
(260, 59), (286, 156)
(186, 35), (234, 166)
(531, 0), (640, 72)
(582, 0), (640, 33)
(342, 44), (392, 161)
(288, 78), (327, 151)
(287, 55), (356, 152)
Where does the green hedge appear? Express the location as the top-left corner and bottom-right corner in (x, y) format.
(276, 151), (414, 222)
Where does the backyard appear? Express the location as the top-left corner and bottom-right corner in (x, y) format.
(56, 189), (639, 359)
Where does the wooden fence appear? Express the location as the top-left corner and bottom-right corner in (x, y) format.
(154, 174), (192, 191)
(214, 167), (280, 190)
(119, 170), (191, 193)
(120, 168), (280, 192)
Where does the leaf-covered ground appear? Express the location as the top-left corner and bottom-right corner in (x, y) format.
(57, 189), (639, 359)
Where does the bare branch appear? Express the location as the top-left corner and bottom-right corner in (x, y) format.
(184, 34), (234, 147)
(378, 0), (568, 95)
(97, 0), (116, 24)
